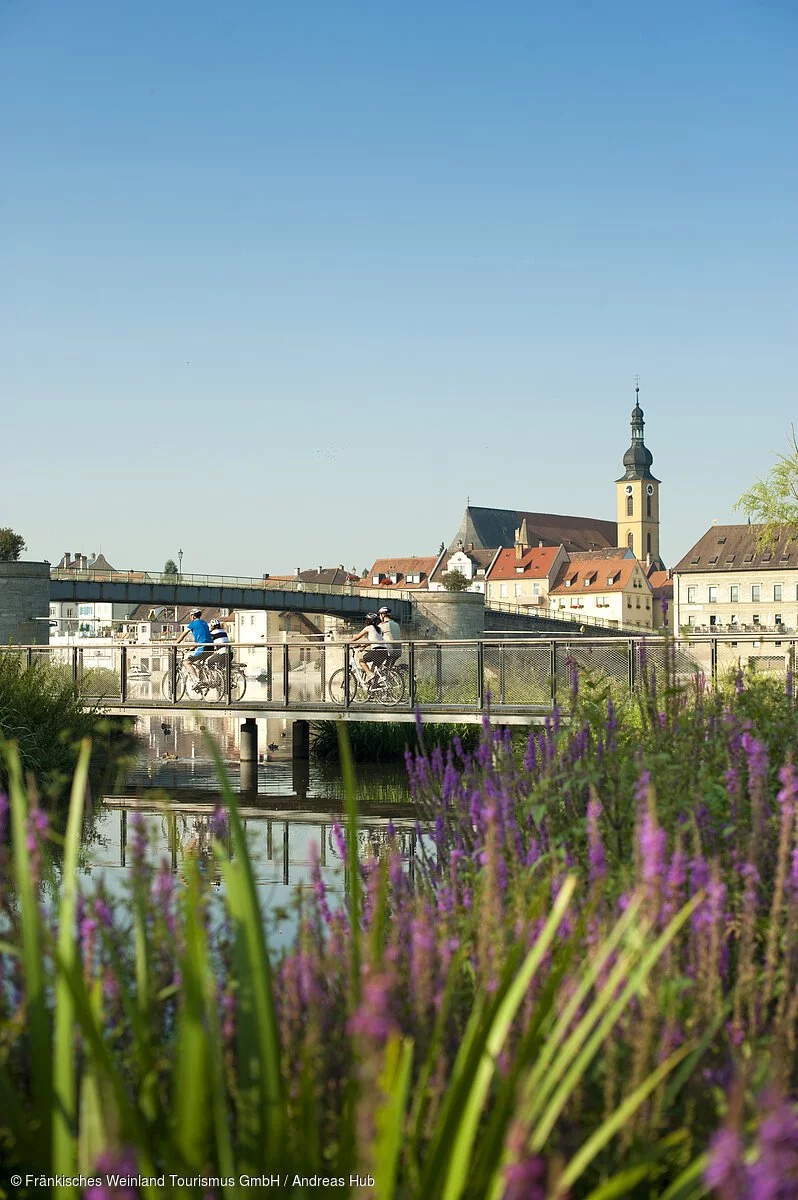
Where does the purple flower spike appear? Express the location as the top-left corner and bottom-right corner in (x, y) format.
(705, 1127), (748, 1195)
(587, 797), (605, 885)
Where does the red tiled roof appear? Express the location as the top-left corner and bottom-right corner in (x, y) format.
(364, 556), (439, 588)
(549, 555), (650, 596)
(486, 546), (562, 582)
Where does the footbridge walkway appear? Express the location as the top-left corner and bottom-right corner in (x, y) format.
(8, 634), (793, 726)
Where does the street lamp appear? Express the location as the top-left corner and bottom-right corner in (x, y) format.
(178, 548), (183, 580)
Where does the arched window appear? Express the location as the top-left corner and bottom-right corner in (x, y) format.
(627, 531), (634, 550)
(646, 493), (652, 518)
(647, 532), (652, 556)
(626, 495), (634, 516)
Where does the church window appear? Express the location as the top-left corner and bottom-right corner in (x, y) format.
(646, 533), (652, 556)
(627, 532), (634, 550)
(646, 494), (652, 517)
(626, 495), (633, 516)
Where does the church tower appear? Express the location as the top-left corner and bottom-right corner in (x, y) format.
(615, 383), (662, 566)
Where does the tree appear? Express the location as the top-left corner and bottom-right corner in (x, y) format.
(735, 428), (798, 546)
(438, 541), (445, 555)
(0, 528), (26, 561)
(441, 569), (471, 592)
(163, 558), (179, 577)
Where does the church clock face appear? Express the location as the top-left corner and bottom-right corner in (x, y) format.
(647, 484), (654, 496)
(625, 484), (633, 495)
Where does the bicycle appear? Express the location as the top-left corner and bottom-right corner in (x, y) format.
(328, 647), (406, 707)
(161, 649), (247, 702)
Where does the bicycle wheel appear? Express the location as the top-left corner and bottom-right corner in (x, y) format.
(328, 668), (361, 704)
(379, 667), (405, 706)
(161, 668), (186, 700)
(185, 668), (217, 701)
(231, 665), (247, 701)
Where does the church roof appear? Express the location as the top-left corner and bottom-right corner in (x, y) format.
(616, 388), (659, 482)
(448, 507), (617, 555)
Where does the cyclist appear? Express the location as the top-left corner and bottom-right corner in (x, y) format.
(351, 612), (388, 681)
(183, 608), (214, 680)
(377, 606), (402, 667)
(208, 617), (232, 666)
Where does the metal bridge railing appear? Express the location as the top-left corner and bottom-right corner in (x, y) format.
(4, 634), (796, 714)
(49, 567), (416, 602)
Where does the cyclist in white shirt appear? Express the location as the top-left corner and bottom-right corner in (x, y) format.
(351, 612), (387, 680)
(378, 606), (402, 666)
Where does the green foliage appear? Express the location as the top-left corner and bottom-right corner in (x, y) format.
(163, 558), (179, 576)
(310, 719), (480, 762)
(735, 425), (798, 546)
(0, 526), (26, 561)
(0, 653), (103, 792)
(441, 569), (471, 592)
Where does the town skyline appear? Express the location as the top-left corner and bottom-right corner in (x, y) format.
(3, 2), (795, 573)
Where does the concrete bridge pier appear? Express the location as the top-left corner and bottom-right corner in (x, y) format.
(240, 717), (258, 793)
(293, 719), (310, 760)
(292, 757), (310, 800)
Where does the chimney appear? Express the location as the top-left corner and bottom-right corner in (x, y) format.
(318, 565), (323, 575)
(515, 518), (530, 560)
(295, 567), (301, 577)
(63, 551), (71, 567)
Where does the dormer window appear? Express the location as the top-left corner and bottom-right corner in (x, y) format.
(690, 556), (700, 565)
(516, 566), (524, 574)
(372, 575), (381, 586)
(762, 552), (772, 563)
(743, 553), (754, 563)
(717, 536), (727, 544)
(708, 555), (718, 564)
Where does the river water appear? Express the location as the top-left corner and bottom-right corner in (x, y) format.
(80, 714), (416, 949)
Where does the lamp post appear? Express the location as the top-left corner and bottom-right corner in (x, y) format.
(178, 548), (183, 580)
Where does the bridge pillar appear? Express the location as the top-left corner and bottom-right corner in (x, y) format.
(0, 561), (50, 645)
(240, 758), (258, 795)
(240, 717), (258, 763)
(292, 719), (310, 760)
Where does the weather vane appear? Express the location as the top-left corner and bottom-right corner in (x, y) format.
(634, 373), (640, 393)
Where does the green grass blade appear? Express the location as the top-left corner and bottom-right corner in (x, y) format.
(555, 1044), (692, 1195)
(5, 741), (52, 1156)
(529, 891), (703, 1152)
(207, 737), (284, 1170)
(439, 875), (577, 1200)
(372, 1036), (414, 1200)
(53, 738), (92, 1195)
(582, 1165), (657, 1199)
(171, 865), (211, 1172)
(337, 723), (361, 1003)
(658, 1153), (710, 1200)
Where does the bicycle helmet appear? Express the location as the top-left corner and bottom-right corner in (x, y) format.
(210, 618), (222, 628)
(366, 612), (379, 622)
(190, 608), (202, 618)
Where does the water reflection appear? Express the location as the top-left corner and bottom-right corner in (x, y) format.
(81, 713), (419, 949)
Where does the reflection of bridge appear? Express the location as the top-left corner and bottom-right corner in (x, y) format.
(9, 634), (795, 731)
(100, 795), (419, 888)
(50, 567), (413, 622)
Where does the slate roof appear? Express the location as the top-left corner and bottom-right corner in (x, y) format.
(295, 567), (359, 586)
(673, 526), (798, 574)
(428, 547), (499, 585)
(448, 506), (617, 555)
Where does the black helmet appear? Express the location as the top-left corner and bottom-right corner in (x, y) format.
(366, 612), (379, 622)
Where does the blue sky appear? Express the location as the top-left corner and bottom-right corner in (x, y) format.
(2, 0), (795, 575)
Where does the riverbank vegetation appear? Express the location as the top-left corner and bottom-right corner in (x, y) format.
(3, 662), (798, 1195)
(310, 718), (481, 762)
(0, 653), (133, 798)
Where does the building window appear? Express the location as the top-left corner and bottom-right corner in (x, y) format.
(646, 532), (652, 556)
(533, 581), (540, 595)
(774, 584), (783, 601)
(646, 493), (652, 517)
(626, 495), (633, 516)
(514, 583), (523, 596)
(687, 586), (696, 603)
(627, 532), (634, 550)
(710, 614), (717, 626)
(776, 613), (783, 626)
(752, 585), (761, 602)
(708, 586), (717, 603)
(499, 583), (508, 598)
(753, 614), (760, 625)
(730, 585), (739, 603)
(687, 615), (695, 626)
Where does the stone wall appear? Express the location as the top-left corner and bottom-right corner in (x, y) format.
(407, 590), (485, 639)
(0, 561), (50, 645)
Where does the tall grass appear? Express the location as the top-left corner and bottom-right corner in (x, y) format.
(2, 665), (798, 1195)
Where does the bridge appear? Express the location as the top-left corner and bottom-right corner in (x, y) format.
(49, 567), (414, 622)
(8, 633), (793, 732)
